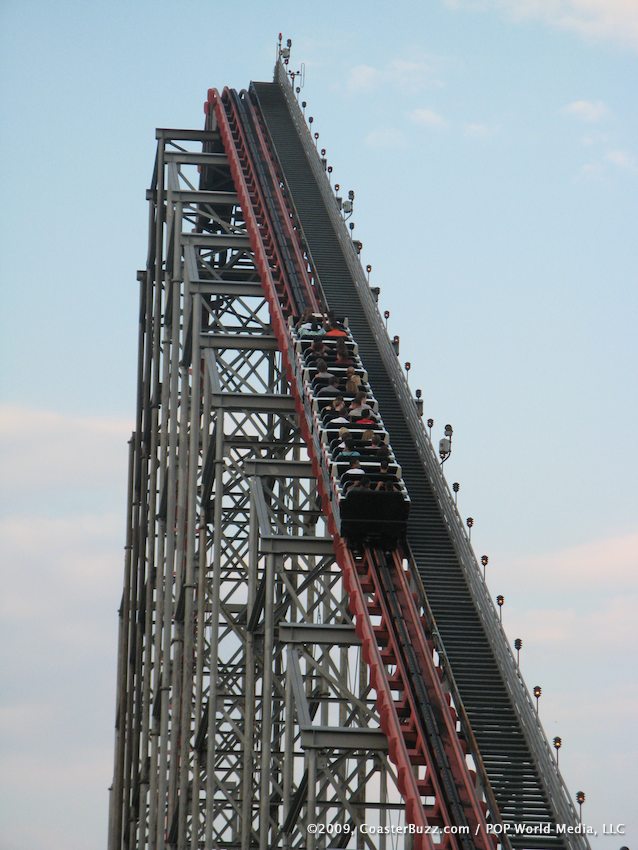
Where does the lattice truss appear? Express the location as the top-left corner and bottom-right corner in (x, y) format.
(108, 128), (415, 850)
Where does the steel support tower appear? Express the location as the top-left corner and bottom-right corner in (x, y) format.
(109, 53), (590, 850)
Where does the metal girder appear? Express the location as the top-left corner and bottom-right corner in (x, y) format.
(190, 280), (264, 297)
(278, 623), (360, 646)
(181, 232), (252, 249)
(169, 189), (239, 204)
(210, 392), (296, 412)
(109, 112), (411, 850)
(200, 333), (278, 350)
(164, 151), (228, 166)
(300, 728), (389, 751)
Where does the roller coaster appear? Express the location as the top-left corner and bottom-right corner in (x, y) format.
(108, 43), (590, 850)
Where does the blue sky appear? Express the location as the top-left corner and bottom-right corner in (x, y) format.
(1, 2), (636, 849)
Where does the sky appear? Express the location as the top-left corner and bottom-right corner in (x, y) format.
(0, 1), (636, 849)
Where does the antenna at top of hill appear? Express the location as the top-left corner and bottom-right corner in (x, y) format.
(277, 32), (305, 94)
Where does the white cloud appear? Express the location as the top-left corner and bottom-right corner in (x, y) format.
(563, 98), (609, 122)
(346, 64), (381, 93)
(0, 405), (131, 505)
(580, 130), (610, 146)
(346, 55), (443, 95)
(365, 127), (406, 149)
(605, 148), (638, 173)
(508, 531), (638, 588)
(444, 0), (638, 50)
(409, 107), (448, 128)
(578, 161), (604, 179)
(515, 594), (637, 648)
(464, 121), (496, 138)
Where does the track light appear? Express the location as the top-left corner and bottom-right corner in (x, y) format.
(533, 685), (541, 714)
(497, 594), (504, 621)
(576, 791), (585, 824)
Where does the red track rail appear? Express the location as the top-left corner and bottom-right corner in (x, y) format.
(239, 89), (324, 314)
(206, 86), (494, 849)
(211, 89), (301, 318)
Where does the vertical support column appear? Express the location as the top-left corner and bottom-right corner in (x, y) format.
(204, 419), (224, 850)
(258, 553), (275, 850)
(242, 489), (259, 849)
(108, 435), (135, 850)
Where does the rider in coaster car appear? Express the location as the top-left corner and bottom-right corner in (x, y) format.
(333, 339), (354, 366)
(351, 407), (377, 427)
(304, 339), (329, 364)
(316, 376), (341, 398)
(348, 391), (368, 418)
(373, 459), (398, 491)
(300, 320), (326, 340)
(334, 439), (361, 461)
(311, 359), (335, 389)
(340, 457), (366, 493)
(295, 308), (313, 330)
(344, 366), (362, 395)
(322, 395), (348, 424)
(324, 321), (348, 338)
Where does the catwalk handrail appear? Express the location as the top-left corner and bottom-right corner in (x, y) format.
(273, 58), (589, 848)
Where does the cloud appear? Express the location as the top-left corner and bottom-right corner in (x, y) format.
(578, 161), (604, 179)
(514, 594), (637, 648)
(347, 64), (381, 93)
(409, 107), (448, 128)
(346, 55), (443, 95)
(605, 148), (638, 173)
(508, 531), (638, 588)
(463, 121), (497, 138)
(0, 404), (131, 510)
(580, 130), (610, 146)
(444, 0), (638, 50)
(563, 99), (609, 122)
(0, 408), (125, 850)
(365, 127), (406, 149)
